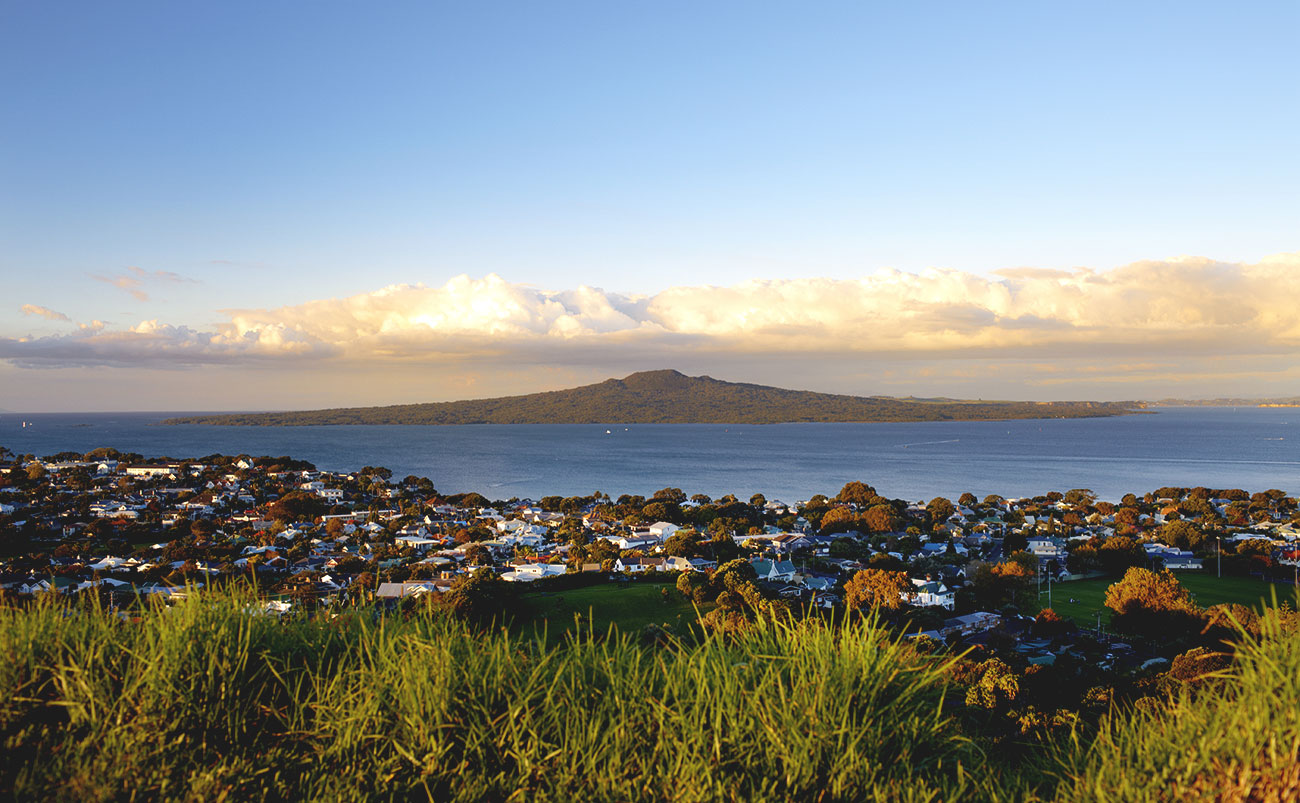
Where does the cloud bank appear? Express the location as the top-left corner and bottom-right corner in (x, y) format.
(5, 254), (1300, 393)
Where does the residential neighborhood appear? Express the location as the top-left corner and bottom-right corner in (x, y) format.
(2, 449), (1298, 669)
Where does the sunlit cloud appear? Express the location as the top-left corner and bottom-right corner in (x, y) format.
(90, 265), (198, 301)
(5, 253), (1300, 399)
(20, 304), (70, 322)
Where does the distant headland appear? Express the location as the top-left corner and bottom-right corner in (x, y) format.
(163, 370), (1143, 426)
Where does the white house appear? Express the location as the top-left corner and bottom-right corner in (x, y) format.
(904, 579), (956, 610)
(648, 521), (681, 539)
(395, 534), (439, 552)
(501, 563), (568, 582)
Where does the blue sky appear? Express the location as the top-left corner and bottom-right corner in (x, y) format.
(2, 2), (1298, 410)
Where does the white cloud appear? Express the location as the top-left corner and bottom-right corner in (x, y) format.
(5, 253), (1300, 382)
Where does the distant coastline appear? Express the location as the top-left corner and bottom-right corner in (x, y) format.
(163, 369), (1144, 427)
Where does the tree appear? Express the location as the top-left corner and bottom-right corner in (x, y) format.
(1063, 488), (1097, 506)
(440, 569), (518, 624)
(749, 493), (767, 508)
(653, 487), (686, 504)
(661, 532), (701, 557)
(842, 569), (908, 612)
(1159, 520), (1205, 551)
(818, 506), (858, 535)
(1104, 568), (1202, 639)
(958, 492), (978, 508)
(464, 544), (491, 566)
(862, 504), (899, 533)
(676, 570), (712, 604)
(1032, 608), (1074, 637)
(835, 481), (877, 507)
(1167, 647), (1232, 687)
(267, 490), (324, 523)
(964, 658), (1020, 711)
(926, 497), (955, 524)
(970, 559), (1035, 612)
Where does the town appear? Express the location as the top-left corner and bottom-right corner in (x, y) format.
(3, 446), (1297, 660)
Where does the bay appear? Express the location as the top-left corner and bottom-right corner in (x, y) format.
(2, 408), (1298, 503)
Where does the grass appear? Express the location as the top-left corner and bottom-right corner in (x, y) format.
(3, 589), (1297, 801)
(517, 581), (709, 640)
(1052, 607), (1300, 801)
(0, 592), (993, 802)
(1038, 572), (1295, 626)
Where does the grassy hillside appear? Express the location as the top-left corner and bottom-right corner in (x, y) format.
(0, 594), (987, 802)
(3, 592), (1295, 801)
(163, 369), (1141, 426)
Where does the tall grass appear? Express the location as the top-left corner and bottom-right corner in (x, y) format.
(9, 592), (1296, 801)
(0, 594), (988, 802)
(1053, 605), (1300, 802)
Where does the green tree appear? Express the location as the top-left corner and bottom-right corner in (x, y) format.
(1159, 519), (1205, 551)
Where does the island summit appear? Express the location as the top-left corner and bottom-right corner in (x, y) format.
(164, 370), (1142, 426)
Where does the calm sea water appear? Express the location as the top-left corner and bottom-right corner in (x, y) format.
(2, 408), (1298, 503)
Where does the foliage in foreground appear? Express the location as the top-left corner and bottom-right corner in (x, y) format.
(1, 592), (1297, 802)
(0, 594), (983, 802)
(1054, 603), (1300, 802)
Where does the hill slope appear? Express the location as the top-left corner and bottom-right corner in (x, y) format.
(163, 370), (1140, 426)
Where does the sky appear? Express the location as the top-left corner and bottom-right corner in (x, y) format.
(2, 1), (1298, 412)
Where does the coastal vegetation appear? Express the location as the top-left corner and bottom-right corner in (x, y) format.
(162, 370), (1141, 426)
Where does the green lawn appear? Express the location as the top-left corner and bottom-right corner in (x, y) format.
(1040, 572), (1298, 626)
(518, 582), (709, 640)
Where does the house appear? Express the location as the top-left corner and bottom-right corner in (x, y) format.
(615, 557), (660, 573)
(125, 464), (180, 478)
(599, 535), (660, 552)
(771, 533), (812, 554)
(750, 559), (797, 583)
(395, 534), (439, 552)
(1026, 537), (1067, 561)
(501, 563), (568, 582)
(647, 521), (680, 539)
(376, 581), (451, 598)
(904, 578), (956, 610)
(664, 556), (716, 572)
(940, 611), (1001, 636)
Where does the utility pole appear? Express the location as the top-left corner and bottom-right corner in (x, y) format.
(1217, 535), (1222, 578)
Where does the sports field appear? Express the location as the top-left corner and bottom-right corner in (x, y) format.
(1040, 572), (1298, 626)
(519, 581), (709, 639)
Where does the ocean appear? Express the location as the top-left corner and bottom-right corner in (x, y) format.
(2, 407), (1297, 503)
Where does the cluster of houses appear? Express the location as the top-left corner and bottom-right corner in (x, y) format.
(3, 455), (1300, 636)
